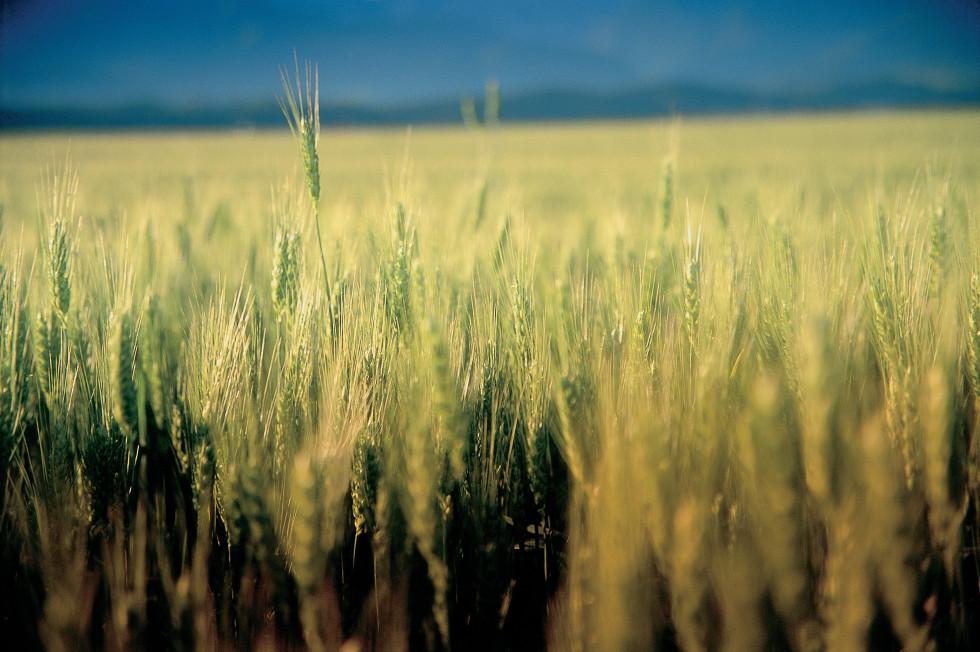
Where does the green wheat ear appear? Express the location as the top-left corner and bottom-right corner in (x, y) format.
(968, 272), (980, 401)
(683, 225), (702, 358)
(279, 56), (333, 314)
(511, 276), (534, 368)
(422, 317), (465, 483)
(271, 222), (301, 325)
(47, 217), (72, 324)
(0, 258), (32, 460)
(41, 163), (78, 326)
(32, 310), (55, 407)
(110, 306), (139, 444)
(278, 57), (320, 210)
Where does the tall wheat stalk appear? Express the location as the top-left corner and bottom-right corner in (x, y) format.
(279, 56), (336, 335)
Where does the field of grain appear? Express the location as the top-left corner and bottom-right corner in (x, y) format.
(1, 108), (979, 651)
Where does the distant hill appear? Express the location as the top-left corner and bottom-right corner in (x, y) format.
(2, 80), (977, 130)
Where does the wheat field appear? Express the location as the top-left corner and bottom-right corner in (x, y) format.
(1, 107), (979, 651)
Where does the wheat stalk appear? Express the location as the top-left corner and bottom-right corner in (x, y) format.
(279, 56), (334, 327)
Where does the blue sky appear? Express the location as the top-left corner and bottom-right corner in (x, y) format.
(1, 0), (978, 110)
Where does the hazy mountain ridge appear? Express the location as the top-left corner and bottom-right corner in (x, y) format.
(3, 79), (977, 129)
